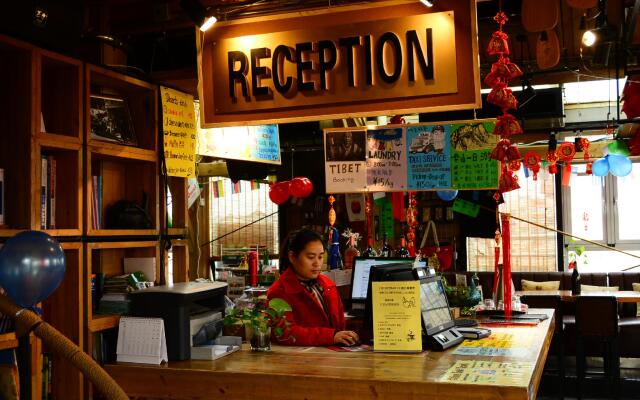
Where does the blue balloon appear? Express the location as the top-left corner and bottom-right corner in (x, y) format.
(0, 231), (66, 307)
(436, 190), (458, 201)
(608, 154), (632, 177)
(592, 157), (610, 177)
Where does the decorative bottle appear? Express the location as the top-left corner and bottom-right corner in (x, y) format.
(380, 233), (393, 258)
(343, 235), (359, 270)
(571, 263), (581, 295)
(395, 236), (410, 258)
(362, 237), (378, 258)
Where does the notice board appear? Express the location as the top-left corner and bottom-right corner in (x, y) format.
(161, 86), (196, 178)
(324, 119), (498, 193)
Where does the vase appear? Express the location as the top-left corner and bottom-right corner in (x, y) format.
(246, 324), (271, 352)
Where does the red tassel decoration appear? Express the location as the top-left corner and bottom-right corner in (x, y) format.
(487, 31), (510, 55)
(524, 152), (542, 180)
(557, 142), (576, 186)
(501, 213), (512, 318)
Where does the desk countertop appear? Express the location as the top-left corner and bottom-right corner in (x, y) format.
(105, 308), (555, 400)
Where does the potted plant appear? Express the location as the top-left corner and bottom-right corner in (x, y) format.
(224, 295), (294, 351)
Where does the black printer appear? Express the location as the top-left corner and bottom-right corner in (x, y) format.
(129, 281), (228, 361)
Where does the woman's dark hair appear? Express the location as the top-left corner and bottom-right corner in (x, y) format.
(278, 229), (324, 272)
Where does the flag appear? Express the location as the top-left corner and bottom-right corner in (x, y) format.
(250, 180), (260, 190)
(231, 181), (241, 194)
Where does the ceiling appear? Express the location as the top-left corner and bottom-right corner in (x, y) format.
(2, 0), (638, 97)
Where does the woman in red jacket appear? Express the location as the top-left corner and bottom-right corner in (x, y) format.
(267, 229), (360, 346)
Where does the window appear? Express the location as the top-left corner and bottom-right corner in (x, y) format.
(209, 178), (279, 257)
(562, 162), (640, 272)
(467, 168), (557, 272)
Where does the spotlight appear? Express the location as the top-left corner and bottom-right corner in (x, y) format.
(180, 0), (217, 32)
(33, 6), (48, 28)
(581, 25), (617, 47)
(582, 30), (597, 46)
(420, 0), (434, 7)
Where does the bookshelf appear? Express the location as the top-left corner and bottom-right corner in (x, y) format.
(85, 64), (159, 236)
(0, 34), (191, 399)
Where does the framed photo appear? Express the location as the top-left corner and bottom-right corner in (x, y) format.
(90, 95), (138, 146)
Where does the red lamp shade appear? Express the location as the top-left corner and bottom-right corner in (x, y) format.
(289, 177), (313, 198)
(269, 181), (290, 205)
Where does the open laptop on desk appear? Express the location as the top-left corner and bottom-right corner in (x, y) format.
(349, 257), (426, 317)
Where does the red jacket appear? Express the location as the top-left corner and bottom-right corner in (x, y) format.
(267, 268), (345, 346)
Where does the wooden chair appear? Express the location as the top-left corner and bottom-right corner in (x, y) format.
(575, 296), (620, 400)
(520, 295), (565, 399)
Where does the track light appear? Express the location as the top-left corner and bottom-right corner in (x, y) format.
(420, 0), (434, 7)
(180, 0), (217, 32)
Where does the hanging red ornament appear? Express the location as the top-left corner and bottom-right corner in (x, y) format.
(498, 165), (520, 193)
(406, 192), (418, 256)
(494, 114), (523, 137)
(546, 151), (559, 174)
(269, 181), (290, 205)
(523, 152), (542, 180)
(556, 142), (576, 186)
(289, 176), (314, 198)
(487, 31), (510, 56)
(622, 76), (640, 119)
(328, 195), (336, 227)
(490, 138), (511, 161)
(508, 159), (521, 171)
(579, 138), (593, 174)
(493, 11), (508, 26)
(487, 83), (518, 111)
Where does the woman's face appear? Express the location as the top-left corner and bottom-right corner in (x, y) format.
(289, 240), (325, 280)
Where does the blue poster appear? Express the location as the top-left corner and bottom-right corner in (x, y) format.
(366, 128), (407, 191)
(251, 124), (281, 162)
(406, 125), (452, 189)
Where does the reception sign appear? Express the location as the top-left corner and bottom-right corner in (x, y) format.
(324, 119), (498, 193)
(197, 0), (480, 127)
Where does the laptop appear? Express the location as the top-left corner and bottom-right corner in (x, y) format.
(348, 257), (426, 317)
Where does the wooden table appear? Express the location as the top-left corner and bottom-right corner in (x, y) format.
(517, 290), (640, 303)
(105, 309), (555, 400)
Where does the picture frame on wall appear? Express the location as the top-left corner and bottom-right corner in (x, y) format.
(90, 94), (138, 146)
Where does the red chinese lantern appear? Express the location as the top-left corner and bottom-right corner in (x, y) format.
(289, 177), (314, 198)
(268, 181), (290, 205)
(524, 152), (542, 180)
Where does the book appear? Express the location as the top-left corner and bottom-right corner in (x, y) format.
(92, 175), (99, 229)
(0, 168), (4, 226)
(40, 156), (48, 229)
(48, 155), (56, 229)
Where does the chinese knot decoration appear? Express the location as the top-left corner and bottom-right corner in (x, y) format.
(486, 10), (523, 195)
(405, 192), (419, 256)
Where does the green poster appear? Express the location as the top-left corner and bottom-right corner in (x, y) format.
(450, 122), (499, 189)
(452, 198), (481, 218)
(376, 196), (394, 240)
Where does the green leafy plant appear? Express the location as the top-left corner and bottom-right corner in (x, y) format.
(224, 296), (295, 341)
(567, 238), (588, 268)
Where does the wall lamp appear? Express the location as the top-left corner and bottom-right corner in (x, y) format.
(420, 0), (434, 7)
(180, 0), (217, 32)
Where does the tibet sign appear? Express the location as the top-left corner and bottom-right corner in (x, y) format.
(198, 0), (480, 127)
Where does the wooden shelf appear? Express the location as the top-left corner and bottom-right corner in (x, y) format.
(87, 229), (158, 237)
(0, 332), (18, 351)
(88, 142), (158, 162)
(89, 315), (120, 332)
(168, 227), (188, 236)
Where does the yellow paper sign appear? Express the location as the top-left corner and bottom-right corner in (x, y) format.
(161, 86), (196, 177)
(372, 281), (422, 352)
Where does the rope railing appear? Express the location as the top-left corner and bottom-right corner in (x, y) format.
(0, 295), (128, 400)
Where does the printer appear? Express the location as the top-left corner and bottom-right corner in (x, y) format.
(129, 281), (228, 361)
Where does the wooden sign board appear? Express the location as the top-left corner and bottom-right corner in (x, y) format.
(197, 0), (480, 127)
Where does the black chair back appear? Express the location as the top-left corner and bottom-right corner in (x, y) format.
(575, 296), (619, 338)
(520, 294), (563, 333)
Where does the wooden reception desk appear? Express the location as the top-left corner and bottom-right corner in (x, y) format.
(105, 309), (554, 400)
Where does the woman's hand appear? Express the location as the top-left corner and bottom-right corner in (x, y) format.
(334, 330), (360, 346)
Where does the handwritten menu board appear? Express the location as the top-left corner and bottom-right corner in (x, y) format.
(324, 119), (498, 193)
(450, 121), (498, 189)
(161, 86), (196, 178)
(406, 125), (452, 189)
(372, 281), (422, 352)
(366, 128), (406, 191)
(195, 101), (281, 165)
